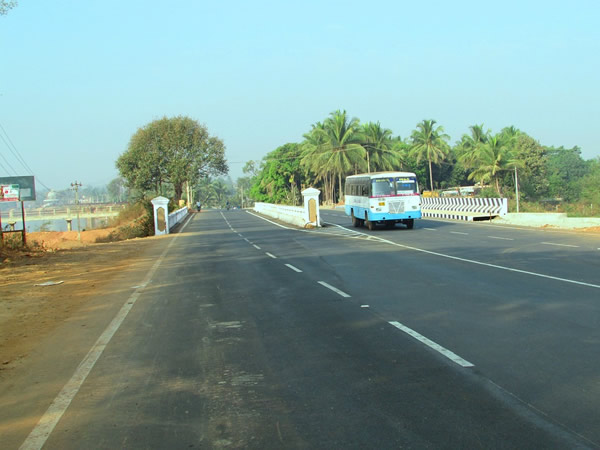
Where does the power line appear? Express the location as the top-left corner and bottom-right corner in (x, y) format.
(0, 150), (18, 175)
(0, 157), (13, 174)
(0, 123), (35, 174)
(0, 121), (53, 191)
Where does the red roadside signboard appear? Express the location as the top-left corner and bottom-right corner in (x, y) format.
(0, 184), (20, 202)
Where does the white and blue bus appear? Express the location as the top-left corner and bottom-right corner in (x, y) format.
(344, 171), (421, 230)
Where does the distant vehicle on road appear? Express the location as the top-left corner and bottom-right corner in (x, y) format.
(344, 171), (421, 230)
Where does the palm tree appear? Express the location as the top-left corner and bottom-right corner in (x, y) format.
(467, 134), (523, 195)
(359, 122), (403, 172)
(211, 179), (230, 207)
(410, 119), (450, 192)
(500, 126), (523, 210)
(456, 124), (490, 166)
(300, 110), (366, 203)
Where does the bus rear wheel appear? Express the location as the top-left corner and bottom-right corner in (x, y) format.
(405, 219), (414, 229)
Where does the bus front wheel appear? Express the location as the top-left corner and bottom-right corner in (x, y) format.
(365, 214), (376, 231)
(405, 219), (414, 229)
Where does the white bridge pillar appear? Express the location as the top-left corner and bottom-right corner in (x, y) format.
(302, 188), (321, 227)
(151, 196), (170, 236)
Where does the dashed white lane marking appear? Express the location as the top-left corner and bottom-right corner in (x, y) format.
(389, 321), (474, 368)
(265, 252), (277, 259)
(488, 236), (514, 241)
(253, 244), (261, 250)
(541, 242), (579, 248)
(244, 238), (250, 243)
(423, 228), (437, 231)
(285, 264), (303, 273)
(361, 305), (370, 308)
(19, 211), (195, 450)
(317, 281), (351, 298)
(450, 231), (469, 235)
(249, 210), (600, 290)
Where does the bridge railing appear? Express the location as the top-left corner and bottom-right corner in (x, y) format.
(168, 206), (189, 230)
(2, 204), (126, 219)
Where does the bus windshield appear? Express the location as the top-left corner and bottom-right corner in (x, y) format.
(371, 177), (418, 196)
(395, 177), (418, 195)
(371, 178), (394, 196)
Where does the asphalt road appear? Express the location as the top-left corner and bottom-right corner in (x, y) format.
(5, 209), (600, 449)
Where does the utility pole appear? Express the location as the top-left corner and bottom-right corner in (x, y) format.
(514, 167), (520, 213)
(71, 181), (82, 242)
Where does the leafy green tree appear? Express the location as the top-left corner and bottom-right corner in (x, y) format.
(439, 147), (469, 189)
(243, 160), (260, 178)
(578, 157), (600, 213)
(107, 177), (129, 202)
(0, 0), (17, 15)
(410, 119), (450, 192)
(545, 146), (588, 202)
(501, 131), (548, 200)
(116, 116), (227, 202)
(251, 143), (304, 204)
(235, 176), (254, 207)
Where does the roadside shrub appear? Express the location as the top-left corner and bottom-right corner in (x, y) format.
(96, 199), (154, 243)
(478, 187), (500, 198)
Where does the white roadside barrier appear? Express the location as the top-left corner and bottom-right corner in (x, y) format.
(422, 197), (507, 221)
(253, 188), (322, 228)
(254, 203), (307, 227)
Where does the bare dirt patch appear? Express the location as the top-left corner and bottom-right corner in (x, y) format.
(0, 228), (158, 378)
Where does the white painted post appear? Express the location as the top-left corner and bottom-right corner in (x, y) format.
(151, 196), (170, 236)
(302, 187), (321, 227)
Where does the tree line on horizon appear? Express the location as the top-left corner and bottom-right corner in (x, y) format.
(108, 112), (599, 216)
(245, 110), (600, 214)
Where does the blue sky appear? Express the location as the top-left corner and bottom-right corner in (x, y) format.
(1, 0), (599, 191)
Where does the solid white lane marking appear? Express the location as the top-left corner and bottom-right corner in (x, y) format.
(246, 210), (293, 229)
(317, 281), (351, 298)
(265, 252), (277, 259)
(488, 236), (514, 241)
(285, 264), (302, 273)
(423, 228), (437, 231)
(19, 212), (194, 450)
(541, 242), (579, 248)
(253, 244), (261, 250)
(389, 321), (474, 368)
(371, 237), (600, 290)
(450, 231), (469, 235)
